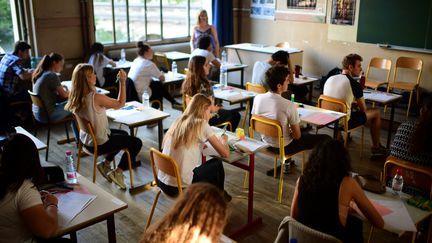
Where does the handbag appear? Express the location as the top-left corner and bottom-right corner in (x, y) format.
(354, 174), (386, 194)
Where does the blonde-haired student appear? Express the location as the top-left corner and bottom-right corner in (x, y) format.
(65, 64), (142, 189)
(158, 94), (230, 200)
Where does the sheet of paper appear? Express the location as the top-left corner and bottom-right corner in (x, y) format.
(106, 108), (139, 120)
(57, 192), (96, 227)
(301, 112), (337, 125)
(215, 90), (243, 100)
(364, 92), (398, 103)
(234, 139), (268, 153)
(297, 108), (316, 119)
(114, 112), (150, 124)
(371, 199), (417, 232)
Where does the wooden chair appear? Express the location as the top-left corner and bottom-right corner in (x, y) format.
(242, 82), (267, 128)
(146, 147), (183, 229)
(317, 95), (364, 157)
(152, 52), (170, 72)
(387, 57), (423, 116)
(28, 90), (74, 161)
(74, 114), (134, 188)
(249, 115), (306, 203)
(365, 57), (392, 91)
(275, 42), (290, 48)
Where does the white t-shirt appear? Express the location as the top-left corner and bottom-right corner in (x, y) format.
(88, 54), (112, 87)
(190, 48), (216, 63)
(251, 61), (271, 87)
(251, 92), (300, 147)
(159, 122), (215, 186)
(128, 57), (163, 99)
(323, 74), (363, 117)
(0, 180), (43, 243)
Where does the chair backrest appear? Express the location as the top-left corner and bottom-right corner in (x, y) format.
(366, 57), (392, 82)
(285, 216), (342, 243)
(152, 52), (170, 72)
(249, 115), (283, 147)
(317, 95), (348, 114)
(149, 147), (183, 194)
(275, 42), (290, 48)
(384, 155), (432, 199)
(393, 57), (423, 85)
(246, 82), (266, 93)
(28, 90), (50, 123)
(73, 114), (98, 147)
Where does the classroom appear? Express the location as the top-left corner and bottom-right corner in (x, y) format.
(0, 0), (431, 242)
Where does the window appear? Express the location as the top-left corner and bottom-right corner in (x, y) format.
(93, 0), (210, 44)
(0, 0), (20, 53)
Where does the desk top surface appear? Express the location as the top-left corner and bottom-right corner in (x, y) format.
(363, 90), (402, 104)
(224, 43), (303, 54)
(213, 86), (257, 103)
(106, 61), (132, 69)
(14, 126), (47, 150)
(106, 101), (170, 126)
(55, 173), (127, 236)
(164, 51), (191, 61)
(293, 76), (319, 85)
(297, 104), (346, 126)
(61, 81), (110, 95)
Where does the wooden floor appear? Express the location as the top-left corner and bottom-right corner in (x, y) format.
(35, 88), (424, 243)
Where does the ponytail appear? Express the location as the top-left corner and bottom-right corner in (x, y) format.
(32, 53), (64, 84)
(137, 41), (151, 57)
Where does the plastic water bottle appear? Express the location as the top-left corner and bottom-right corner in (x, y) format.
(219, 64), (228, 89)
(391, 168), (404, 195)
(120, 48), (126, 63)
(291, 93), (295, 102)
(142, 89), (150, 108)
(360, 71), (366, 89)
(171, 61), (177, 77)
(221, 50), (227, 65)
(65, 150), (77, 184)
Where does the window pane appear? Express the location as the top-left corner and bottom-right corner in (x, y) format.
(0, 0), (15, 53)
(94, 0), (114, 44)
(161, 0), (188, 39)
(114, 0), (128, 43)
(147, 0), (161, 40)
(129, 0), (146, 41)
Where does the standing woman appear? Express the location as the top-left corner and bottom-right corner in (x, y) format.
(65, 64), (142, 189)
(182, 56), (240, 130)
(158, 94), (230, 199)
(88, 42), (116, 88)
(128, 41), (180, 109)
(0, 134), (58, 242)
(190, 9), (220, 58)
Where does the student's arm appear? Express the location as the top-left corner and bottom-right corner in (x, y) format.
(290, 123), (301, 140)
(290, 178), (300, 219)
(211, 58), (221, 68)
(56, 85), (69, 99)
(94, 69), (127, 109)
(208, 134), (229, 158)
(108, 60), (117, 67)
(158, 74), (165, 82)
(20, 194), (58, 238)
(18, 71), (33, 81)
(211, 25), (220, 58)
(348, 177), (384, 228)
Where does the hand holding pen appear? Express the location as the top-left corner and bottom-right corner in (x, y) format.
(115, 69), (127, 84)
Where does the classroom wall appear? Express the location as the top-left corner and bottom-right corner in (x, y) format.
(233, 0), (432, 92)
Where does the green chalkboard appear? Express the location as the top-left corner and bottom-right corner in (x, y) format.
(357, 0), (432, 50)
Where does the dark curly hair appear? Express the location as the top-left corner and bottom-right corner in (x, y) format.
(301, 139), (351, 191)
(265, 65), (289, 92)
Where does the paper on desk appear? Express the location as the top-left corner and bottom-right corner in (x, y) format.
(57, 191), (96, 227)
(215, 90), (243, 100)
(372, 199), (417, 232)
(106, 108), (139, 120)
(364, 92), (396, 103)
(301, 112), (337, 126)
(114, 112), (150, 124)
(297, 108), (315, 119)
(233, 139), (268, 153)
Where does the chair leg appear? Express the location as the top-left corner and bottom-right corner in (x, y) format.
(407, 90), (414, 117)
(367, 226), (374, 243)
(64, 122), (70, 143)
(360, 127), (364, 159)
(92, 154), (98, 183)
(77, 143), (82, 172)
(146, 189), (162, 229)
(242, 101), (250, 129)
(278, 159), (285, 203)
(46, 126), (51, 161)
(124, 149), (134, 188)
(301, 152), (305, 174)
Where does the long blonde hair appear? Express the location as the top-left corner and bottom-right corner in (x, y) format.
(64, 64), (95, 113)
(196, 9), (208, 26)
(141, 183), (228, 243)
(165, 94), (211, 149)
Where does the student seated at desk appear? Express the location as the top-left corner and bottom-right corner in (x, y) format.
(190, 35), (220, 81)
(190, 9), (220, 58)
(290, 139), (384, 243)
(182, 56), (240, 130)
(127, 41), (180, 109)
(158, 94), (231, 200)
(141, 183), (227, 243)
(323, 54), (387, 157)
(65, 64), (142, 190)
(0, 134), (59, 242)
(88, 42), (116, 88)
(252, 66), (330, 172)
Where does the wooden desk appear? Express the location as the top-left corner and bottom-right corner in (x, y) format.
(153, 72), (186, 86)
(297, 105), (346, 138)
(164, 51), (191, 61)
(224, 63), (248, 88)
(54, 174), (128, 243)
(110, 61), (132, 70)
(105, 101), (170, 150)
(213, 86), (257, 105)
(363, 90), (402, 148)
(293, 76), (319, 104)
(14, 126), (47, 150)
(61, 81), (110, 95)
(205, 127), (268, 238)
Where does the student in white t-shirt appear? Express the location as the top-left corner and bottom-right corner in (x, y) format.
(323, 54), (387, 156)
(128, 41), (180, 109)
(158, 94), (230, 200)
(88, 42), (116, 87)
(0, 134), (58, 242)
(190, 35), (221, 81)
(252, 66), (331, 173)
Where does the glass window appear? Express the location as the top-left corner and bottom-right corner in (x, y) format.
(161, 0), (188, 39)
(147, 0), (161, 40)
(129, 0), (146, 41)
(94, 0), (114, 44)
(0, 0), (17, 53)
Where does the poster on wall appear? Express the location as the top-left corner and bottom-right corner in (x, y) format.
(275, 0), (327, 23)
(250, 0), (276, 20)
(330, 0), (356, 25)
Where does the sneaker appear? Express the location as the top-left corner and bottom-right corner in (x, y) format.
(371, 144), (388, 157)
(223, 190), (232, 202)
(108, 170), (127, 190)
(97, 162), (112, 183)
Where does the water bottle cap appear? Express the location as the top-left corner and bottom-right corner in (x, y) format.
(396, 168), (402, 175)
(66, 150), (72, 156)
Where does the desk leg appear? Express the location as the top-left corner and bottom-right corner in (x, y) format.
(387, 103), (396, 148)
(158, 121), (163, 151)
(241, 69), (245, 89)
(70, 232), (77, 243)
(129, 127), (134, 137)
(308, 83), (313, 104)
(333, 120), (339, 139)
(235, 49), (242, 64)
(107, 215), (116, 243)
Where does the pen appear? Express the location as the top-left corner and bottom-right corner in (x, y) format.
(221, 125), (227, 138)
